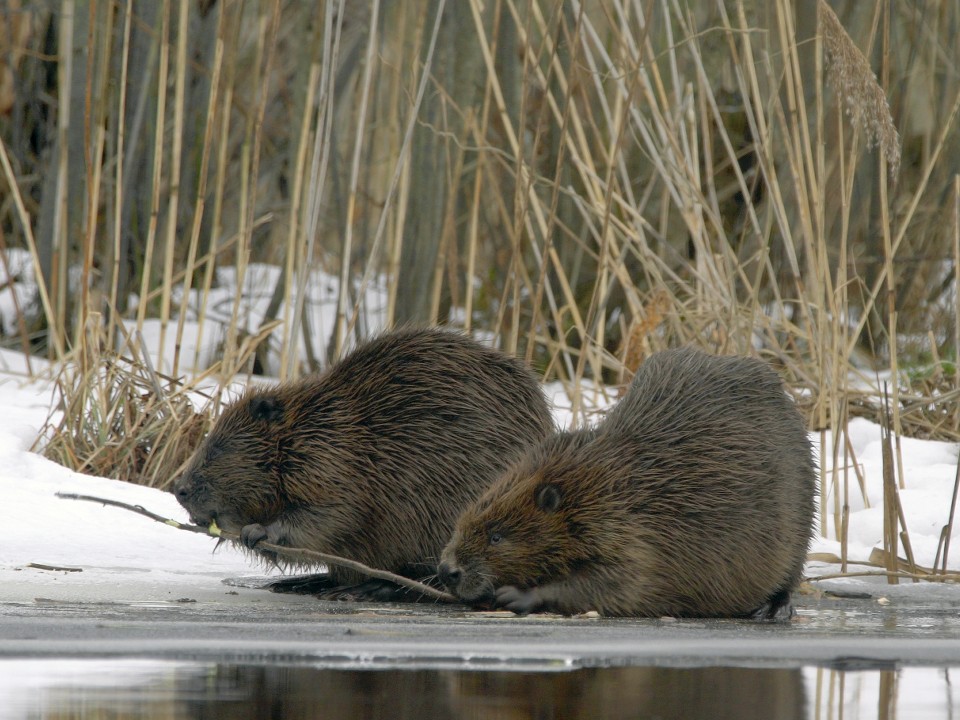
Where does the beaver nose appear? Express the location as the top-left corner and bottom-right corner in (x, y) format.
(172, 473), (194, 504)
(437, 561), (461, 589)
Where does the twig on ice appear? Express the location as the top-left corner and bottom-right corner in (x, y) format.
(55, 491), (456, 603)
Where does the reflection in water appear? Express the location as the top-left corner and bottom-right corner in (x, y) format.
(812, 666), (958, 720)
(2, 661), (957, 719)
(447, 667), (805, 720)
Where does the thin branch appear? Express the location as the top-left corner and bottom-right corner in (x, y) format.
(56, 492), (456, 603)
(808, 569), (960, 583)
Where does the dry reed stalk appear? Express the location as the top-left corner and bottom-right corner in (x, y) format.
(50, 0), (76, 357)
(878, 386), (921, 582)
(429, 131), (465, 325)
(956, 176), (960, 382)
(157, 0), (190, 373)
(191, 7), (238, 380)
(381, 5), (419, 330)
(335, 0), (380, 355)
(347, 0), (448, 342)
(935, 452), (960, 577)
(135, 0), (170, 337)
(0, 135), (59, 356)
(277, 8), (323, 380)
(817, 0), (900, 178)
(172, 10), (225, 377)
(571, 2), (659, 388)
(827, 73), (856, 568)
(839, 427), (849, 574)
(462, 113), (483, 335)
(78, 2), (113, 362)
(287, 0), (343, 375)
(108, 0), (134, 354)
(845, 87), (960, 363)
(470, 0), (582, 372)
(221, 0), (281, 380)
(38, 320), (211, 489)
(535, 8), (604, 383)
(570, 5), (637, 393)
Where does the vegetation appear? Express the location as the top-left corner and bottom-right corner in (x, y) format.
(1, 0), (959, 578)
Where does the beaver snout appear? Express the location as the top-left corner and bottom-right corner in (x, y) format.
(437, 561), (461, 590)
(437, 560), (495, 605)
(172, 472), (216, 525)
(172, 473), (194, 504)
(172, 471), (204, 510)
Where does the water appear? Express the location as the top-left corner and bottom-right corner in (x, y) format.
(4, 592), (960, 718)
(2, 660), (957, 720)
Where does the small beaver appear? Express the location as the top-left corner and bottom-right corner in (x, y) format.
(438, 347), (816, 619)
(173, 327), (553, 596)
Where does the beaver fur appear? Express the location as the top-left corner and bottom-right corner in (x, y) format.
(438, 347), (816, 619)
(173, 327), (553, 594)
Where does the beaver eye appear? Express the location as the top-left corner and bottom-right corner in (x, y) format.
(489, 532), (503, 546)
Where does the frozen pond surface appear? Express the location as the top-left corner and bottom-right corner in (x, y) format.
(2, 583), (960, 719)
(4, 573), (960, 666)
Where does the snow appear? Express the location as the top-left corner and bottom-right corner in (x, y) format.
(0, 350), (267, 604)
(809, 415), (960, 593)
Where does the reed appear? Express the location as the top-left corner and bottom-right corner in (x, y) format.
(1, 1), (959, 575)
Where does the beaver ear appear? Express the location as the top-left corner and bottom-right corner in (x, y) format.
(249, 394), (284, 423)
(535, 483), (562, 513)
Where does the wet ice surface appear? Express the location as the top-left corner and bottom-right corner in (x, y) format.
(3, 584), (960, 667)
(2, 586), (960, 720)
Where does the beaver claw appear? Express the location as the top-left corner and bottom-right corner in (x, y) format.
(240, 523), (269, 549)
(495, 586), (544, 615)
(750, 588), (795, 622)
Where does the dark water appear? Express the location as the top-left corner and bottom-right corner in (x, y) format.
(2, 661), (957, 720)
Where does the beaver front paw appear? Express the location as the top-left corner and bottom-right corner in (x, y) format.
(240, 523), (269, 549)
(495, 586), (543, 615)
(749, 588), (795, 622)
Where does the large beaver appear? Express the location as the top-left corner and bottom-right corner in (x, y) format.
(438, 347), (816, 619)
(173, 327), (553, 597)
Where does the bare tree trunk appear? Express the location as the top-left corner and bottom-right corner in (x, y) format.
(394, 2), (488, 325)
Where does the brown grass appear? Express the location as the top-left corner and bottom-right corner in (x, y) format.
(818, 0), (901, 177)
(36, 317), (212, 489)
(1, 1), (959, 579)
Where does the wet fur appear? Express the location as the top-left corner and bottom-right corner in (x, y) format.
(440, 347), (817, 618)
(174, 327), (554, 586)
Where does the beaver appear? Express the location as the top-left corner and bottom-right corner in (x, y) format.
(438, 347), (817, 619)
(173, 327), (554, 597)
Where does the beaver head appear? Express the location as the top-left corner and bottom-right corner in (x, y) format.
(173, 391), (287, 533)
(438, 429), (619, 605)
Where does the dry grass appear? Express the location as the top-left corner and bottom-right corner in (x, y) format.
(36, 316), (212, 489)
(2, 1), (960, 578)
(818, 0), (901, 177)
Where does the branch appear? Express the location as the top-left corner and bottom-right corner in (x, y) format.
(56, 492), (456, 603)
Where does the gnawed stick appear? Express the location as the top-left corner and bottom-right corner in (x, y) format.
(56, 492), (456, 603)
